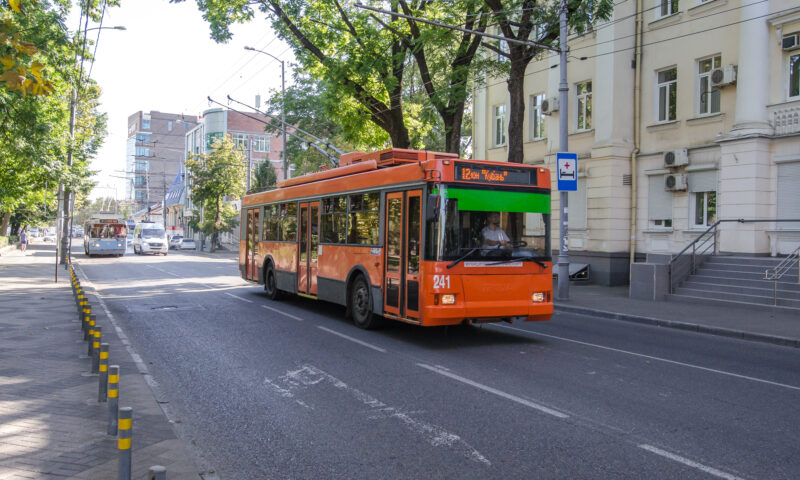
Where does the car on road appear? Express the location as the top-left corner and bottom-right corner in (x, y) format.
(133, 222), (168, 255)
(42, 231), (56, 243)
(169, 235), (183, 249)
(179, 238), (196, 250)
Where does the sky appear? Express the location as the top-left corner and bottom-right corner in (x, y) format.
(71, 0), (294, 200)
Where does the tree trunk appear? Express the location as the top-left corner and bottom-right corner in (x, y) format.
(506, 62), (527, 164)
(1, 211), (10, 235)
(210, 196), (221, 253)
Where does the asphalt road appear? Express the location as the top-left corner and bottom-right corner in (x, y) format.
(75, 247), (800, 480)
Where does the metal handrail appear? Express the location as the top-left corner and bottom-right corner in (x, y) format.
(765, 245), (800, 306)
(668, 218), (800, 294)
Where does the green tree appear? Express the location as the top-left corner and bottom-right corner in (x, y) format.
(252, 158), (278, 191)
(185, 136), (246, 252)
(484, 0), (613, 163)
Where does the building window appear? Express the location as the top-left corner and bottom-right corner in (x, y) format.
(658, 0), (678, 18)
(529, 94), (546, 140)
(135, 147), (150, 157)
(135, 191), (146, 201)
(135, 133), (150, 144)
(495, 27), (509, 62)
(777, 162), (800, 230)
(648, 175), (673, 229)
(134, 175), (146, 186)
(691, 191), (716, 227)
(493, 104), (506, 146)
(232, 133), (249, 151)
(576, 81), (592, 131)
(697, 56), (721, 115)
(135, 161), (149, 172)
(656, 67), (677, 122)
(253, 135), (269, 153)
(142, 119), (150, 130)
(789, 53), (800, 99)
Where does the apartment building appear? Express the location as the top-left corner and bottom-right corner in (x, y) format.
(181, 108), (286, 244)
(473, 0), (800, 285)
(125, 111), (198, 213)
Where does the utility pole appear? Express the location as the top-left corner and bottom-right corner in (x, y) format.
(243, 46), (287, 180)
(557, 0), (571, 300)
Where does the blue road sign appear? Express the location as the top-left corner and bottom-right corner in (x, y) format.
(557, 152), (578, 191)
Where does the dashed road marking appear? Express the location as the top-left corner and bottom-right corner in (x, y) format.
(494, 324), (800, 392)
(639, 444), (745, 480)
(224, 292), (253, 303)
(317, 326), (387, 353)
(417, 363), (569, 419)
(261, 304), (304, 321)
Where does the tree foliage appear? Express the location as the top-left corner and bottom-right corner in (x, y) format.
(252, 158), (278, 190)
(185, 136), (246, 252)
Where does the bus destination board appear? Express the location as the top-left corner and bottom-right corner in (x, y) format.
(455, 164), (534, 186)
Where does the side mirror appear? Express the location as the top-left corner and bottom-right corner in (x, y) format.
(426, 194), (440, 222)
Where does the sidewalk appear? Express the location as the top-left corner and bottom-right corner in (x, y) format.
(0, 244), (205, 479)
(556, 282), (800, 348)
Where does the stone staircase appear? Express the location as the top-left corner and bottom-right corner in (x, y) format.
(667, 256), (800, 311)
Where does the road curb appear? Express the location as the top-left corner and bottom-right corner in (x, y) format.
(0, 244), (17, 256)
(554, 303), (800, 349)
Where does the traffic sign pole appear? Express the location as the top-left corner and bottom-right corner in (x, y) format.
(557, 0), (570, 301)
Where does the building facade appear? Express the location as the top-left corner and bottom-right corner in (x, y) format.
(473, 0), (800, 285)
(182, 108), (287, 245)
(125, 111), (198, 214)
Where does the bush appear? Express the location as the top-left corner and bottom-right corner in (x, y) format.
(0, 236), (20, 248)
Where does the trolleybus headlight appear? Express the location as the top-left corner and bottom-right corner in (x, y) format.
(117, 243), (123, 247)
(92, 243), (99, 247)
(441, 294), (456, 305)
(532, 292), (546, 303)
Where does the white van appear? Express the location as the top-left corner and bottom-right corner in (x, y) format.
(133, 222), (168, 255)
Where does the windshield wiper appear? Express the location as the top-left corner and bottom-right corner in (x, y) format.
(446, 247), (482, 269)
(487, 256), (548, 268)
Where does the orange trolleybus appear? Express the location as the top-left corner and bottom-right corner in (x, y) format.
(239, 148), (553, 329)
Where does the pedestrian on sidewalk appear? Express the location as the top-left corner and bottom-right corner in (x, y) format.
(19, 227), (28, 253)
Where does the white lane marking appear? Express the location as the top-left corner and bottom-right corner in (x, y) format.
(145, 265), (180, 277)
(639, 444), (745, 480)
(317, 326), (387, 353)
(417, 363), (569, 419)
(267, 365), (490, 465)
(494, 324), (800, 393)
(224, 292), (253, 303)
(261, 304), (304, 321)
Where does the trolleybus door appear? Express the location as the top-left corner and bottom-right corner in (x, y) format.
(384, 190), (422, 319)
(246, 208), (259, 281)
(298, 202), (320, 296)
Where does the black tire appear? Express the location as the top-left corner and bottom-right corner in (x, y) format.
(264, 263), (282, 300)
(349, 275), (383, 329)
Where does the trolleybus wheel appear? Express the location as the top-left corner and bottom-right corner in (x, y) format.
(350, 275), (383, 329)
(264, 264), (282, 300)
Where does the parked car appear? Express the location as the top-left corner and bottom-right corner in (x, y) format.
(168, 235), (183, 249)
(179, 238), (196, 250)
(42, 232), (56, 243)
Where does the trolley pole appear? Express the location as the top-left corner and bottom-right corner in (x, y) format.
(556, 0), (570, 301)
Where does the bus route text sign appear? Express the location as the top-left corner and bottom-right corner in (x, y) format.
(455, 164), (534, 186)
(557, 152), (578, 191)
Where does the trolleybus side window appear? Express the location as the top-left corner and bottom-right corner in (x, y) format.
(262, 204), (279, 241)
(321, 196), (347, 244)
(279, 203), (297, 242)
(347, 192), (380, 245)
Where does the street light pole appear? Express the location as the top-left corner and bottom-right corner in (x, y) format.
(557, 0), (570, 300)
(244, 46), (287, 180)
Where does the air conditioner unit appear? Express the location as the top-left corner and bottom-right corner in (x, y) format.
(664, 173), (688, 191)
(783, 33), (800, 51)
(710, 64), (737, 87)
(663, 148), (688, 168)
(541, 97), (559, 115)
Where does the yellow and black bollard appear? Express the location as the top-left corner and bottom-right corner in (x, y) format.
(91, 326), (102, 374)
(148, 466), (166, 480)
(84, 314), (95, 342)
(98, 343), (109, 402)
(118, 406), (132, 480)
(86, 318), (96, 356)
(108, 365), (120, 435)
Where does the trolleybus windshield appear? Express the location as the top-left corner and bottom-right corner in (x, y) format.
(425, 184), (551, 263)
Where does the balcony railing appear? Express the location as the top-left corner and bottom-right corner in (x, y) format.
(769, 100), (800, 135)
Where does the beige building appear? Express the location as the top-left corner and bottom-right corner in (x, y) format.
(473, 0), (800, 285)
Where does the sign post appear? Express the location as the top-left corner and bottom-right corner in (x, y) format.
(556, 152), (577, 300)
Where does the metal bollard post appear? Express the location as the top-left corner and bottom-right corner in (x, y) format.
(84, 314), (95, 342)
(118, 406), (132, 480)
(148, 466), (166, 480)
(108, 365), (119, 435)
(91, 327), (102, 373)
(87, 319), (96, 355)
(98, 343), (109, 402)
(82, 307), (92, 334)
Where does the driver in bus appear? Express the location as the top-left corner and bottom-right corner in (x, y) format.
(481, 212), (510, 249)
